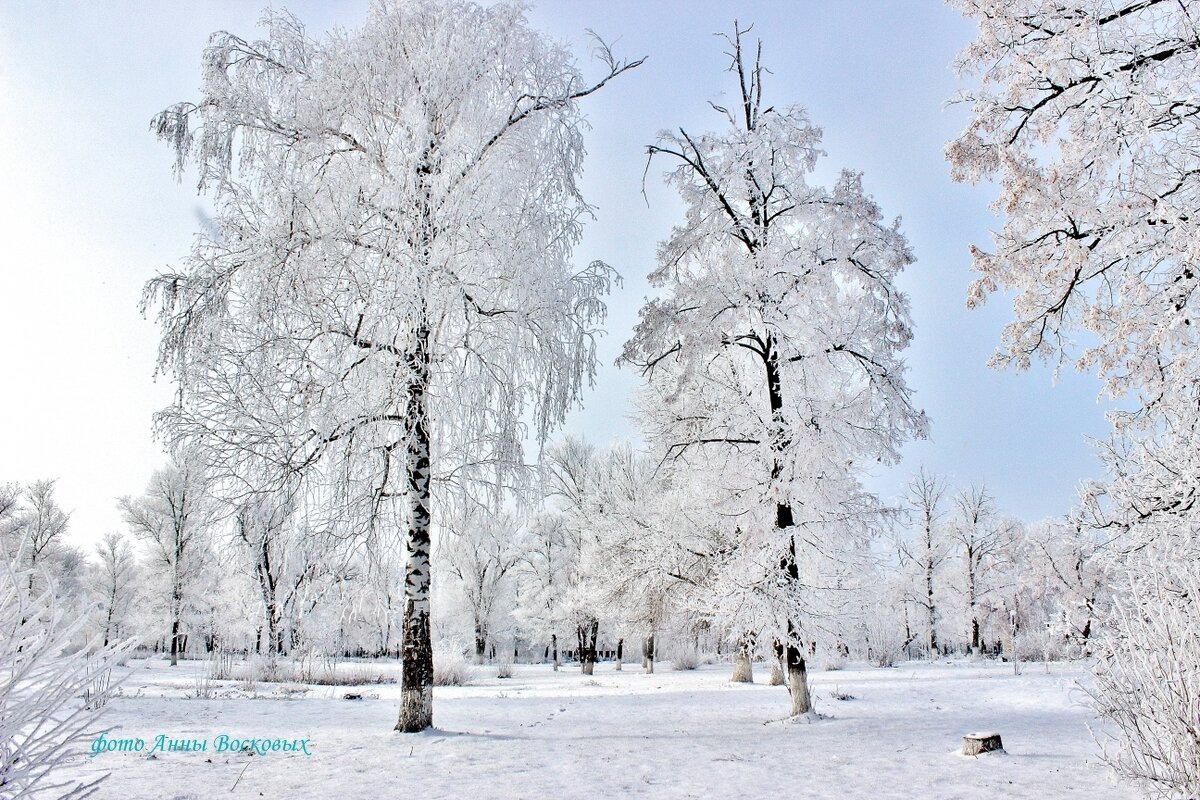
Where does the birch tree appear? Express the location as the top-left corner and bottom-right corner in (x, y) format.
(621, 25), (925, 717)
(144, 1), (640, 731)
(235, 494), (291, 655)
(585, 442), (722, 675)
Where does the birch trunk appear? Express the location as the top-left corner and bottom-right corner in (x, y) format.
(396, 328), (434, 733)
(926, 559), (938, 657)
(169, 611), (181, 666)
(169, 578), (182, 666)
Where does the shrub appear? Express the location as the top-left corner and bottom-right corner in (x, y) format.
(432, 640), (471, 687)
(305, 665), (395, 686)
(496, 656), (514, 679)
(209, 648), (235, 681)
(671, 647), (700, 671)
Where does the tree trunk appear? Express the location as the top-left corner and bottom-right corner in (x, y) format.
(578, 620), (598, 675)
(169, 575), (183, 666)
(731, 631), (755, 682)
(642, 633), (655, 674)
(768, 639), (785, 685)
(967, 551), (980, 654)
(252, 531), (283, 657)
(765, 336), (811, 716)
(1009, 608), (1021, 675)
(926, 561), (938, 657)
(731, 651), (754, 683)
(103, 598), (115, 649)
(262, 585), (282, 657)
(786, 640), (811, 716)
(1080, 613), (1092, 657)
(474, 627), (487, 665)
(169, 613), (181, 666)
(615, 638), (623, 671)
(551, 633), (559, 671)
(778, 537), (812, 716)
(396, 335), (434, 733)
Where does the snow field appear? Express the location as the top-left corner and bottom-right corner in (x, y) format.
(60, 657), (1130, 799)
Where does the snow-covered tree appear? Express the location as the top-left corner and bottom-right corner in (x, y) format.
(541, 436), (611, 675)
(621, 25), (925, 716)
(855, 561), (911, 668)
(119, 456), (219, 665)
(948, 484), (1017, 654)
(514, 511), (572, 669)
(90, 532), (140, 648)
(0, 483), (18, 531)
(897, 468), (951, 657)
(144, 1), (640, 731)
(948, 3), (1200, 787)
(234, 493), (292, 655)
(4, 480), (71, 593)
(231, 489), (345, 656)
(1025, 516), (1111, 655)
(579, 444), (673, 666)
(439, 501), (522, 662)
(229, 484), (352, 656)
(948, 0), (1200, 408)
(0, 482), (91, 624)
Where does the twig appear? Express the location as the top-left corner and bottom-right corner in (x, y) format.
(230, 761), (250, 792)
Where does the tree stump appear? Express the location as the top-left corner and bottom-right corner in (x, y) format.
(961, 732), (1003, 756)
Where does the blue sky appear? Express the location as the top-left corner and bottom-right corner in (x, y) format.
(0, 1), (1115, 546)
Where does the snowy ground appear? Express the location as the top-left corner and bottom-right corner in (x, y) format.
(61, 657), (1132, 799)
